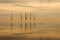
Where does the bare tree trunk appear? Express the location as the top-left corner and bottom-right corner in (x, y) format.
(25, 12), (28, 32)
(11, 13), (13, 30)
(20, 13), (22, 32)
(30, 13), (32, 32)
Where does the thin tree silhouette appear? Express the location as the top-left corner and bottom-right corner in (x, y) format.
(11, 13), (13, 30)
(25, 12), (28, 32)
(33, 15), (36, 28)
(20, 13), (22, 32)
(30, 13), (32, 32)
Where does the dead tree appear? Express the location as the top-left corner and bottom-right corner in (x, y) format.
(30, 13), (32, 32)
(33, 15), (36, 28)
(11, 13), (13, 30)
(20, 13), (22, 32)
(25, 12), (28, 32)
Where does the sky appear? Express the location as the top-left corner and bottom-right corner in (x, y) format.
(0, 0), (60, 15)
(0, 0), (60, 12)
(0, 0), (60, 34)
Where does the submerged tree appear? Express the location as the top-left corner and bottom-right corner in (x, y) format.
(20, 13), (23, 32)
(33, 15), (36, 28)
(30, 13), (32, 32)
(11, 13), (13, 30)
(25, 12), (28, 32)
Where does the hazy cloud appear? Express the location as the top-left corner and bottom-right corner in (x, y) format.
(0, 0), (15, 3)
(0, 0), (60, 3)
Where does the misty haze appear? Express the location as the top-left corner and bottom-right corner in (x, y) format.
(0, 0), (60, 40)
